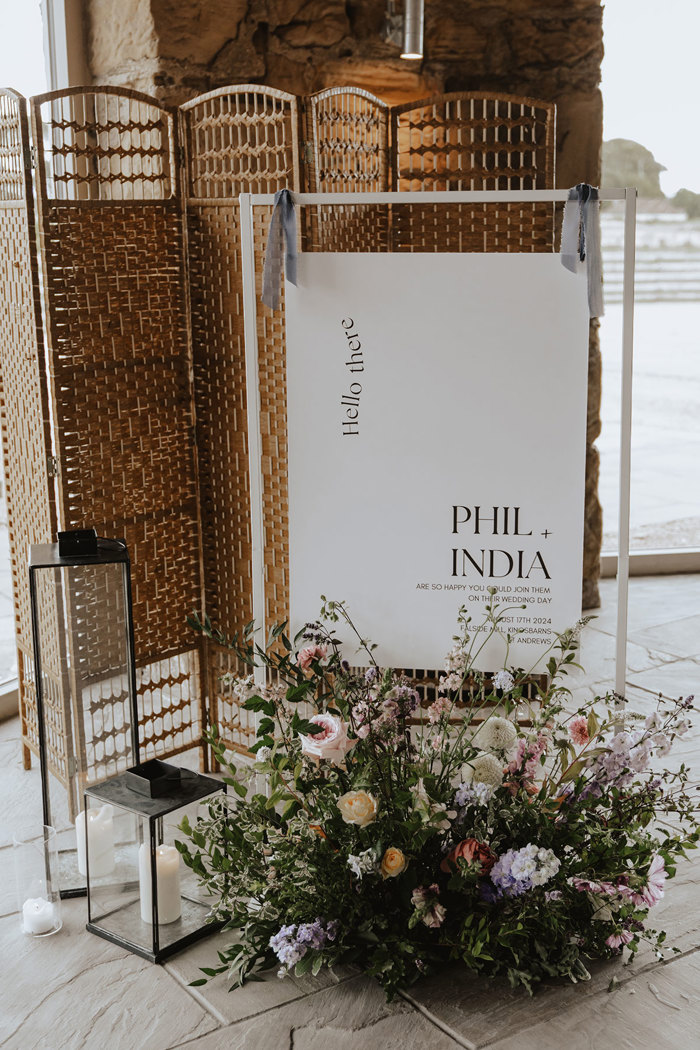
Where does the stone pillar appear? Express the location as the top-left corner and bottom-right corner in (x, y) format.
(85, 0), (604, 607)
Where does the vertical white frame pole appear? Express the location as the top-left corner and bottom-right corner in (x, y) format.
(239, 193), (267, 693)
(614, 187), (637, 696)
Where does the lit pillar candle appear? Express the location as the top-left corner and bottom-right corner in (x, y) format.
(138, 843), (181, 924)
(76, 804), (115, 877)
(22, 897), (57, 935)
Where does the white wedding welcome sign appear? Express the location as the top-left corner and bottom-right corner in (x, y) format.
(285, 252), (590, 672)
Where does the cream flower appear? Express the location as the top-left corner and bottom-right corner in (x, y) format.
(337, 790), (378, 826)
(462, 752), (504, 788)
(473, 716), (518, 753)
(380, 847), (407, 879)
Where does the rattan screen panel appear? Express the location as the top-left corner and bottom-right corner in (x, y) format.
(390, 94), (555, 253)
(34, 87), (173, 201)
(30, 88), (205, 763)
(303, 88), (389, 254)
(0, 90), (59, 770)
(183, 85), (300, 198)
(181, 87), (301, 755)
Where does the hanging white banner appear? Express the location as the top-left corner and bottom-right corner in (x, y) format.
(285, 252), (589, 672)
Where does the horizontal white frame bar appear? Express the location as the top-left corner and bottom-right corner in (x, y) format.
(243, 188), (630, 206)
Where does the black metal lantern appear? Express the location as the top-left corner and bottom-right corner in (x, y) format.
(85, 761), (226, 962)
(29, 529), (140, 897)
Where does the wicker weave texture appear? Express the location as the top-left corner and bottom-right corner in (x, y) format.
(305, 87), (389, 193)
(391, 93), (555, 191)
(302, 88), (389, 253)
(390, 93), (555, 253)
(183, 85), (300, 199)
(182, 87), (301, 754)
(0, 91), (57, 768)
(30, 89), (204, 763)
(36, 88), (173, 201)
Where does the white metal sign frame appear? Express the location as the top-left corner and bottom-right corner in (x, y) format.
(239, 188), (636, 695)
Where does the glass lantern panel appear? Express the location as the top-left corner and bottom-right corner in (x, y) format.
(33, 561), (137, 893)
(86, 790), (224, 958)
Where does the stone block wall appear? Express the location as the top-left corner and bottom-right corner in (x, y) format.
(84, 0), (604, 606)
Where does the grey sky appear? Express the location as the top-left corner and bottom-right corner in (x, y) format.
(602, 0), (700, 194)
(0, 0), (46, 99)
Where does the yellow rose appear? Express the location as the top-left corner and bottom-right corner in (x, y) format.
(337, 790), (378, 827)
(380, 847), (407, 879)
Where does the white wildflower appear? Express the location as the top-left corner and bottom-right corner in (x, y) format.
(491, 670), (515, 693)
(347, 848), (376, 879)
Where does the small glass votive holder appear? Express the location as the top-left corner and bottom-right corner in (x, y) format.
(13, 824), (63, 937)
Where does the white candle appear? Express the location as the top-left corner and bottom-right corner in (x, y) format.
(22, 896), (57, 935)
(76, 805), (115, 877)
(138, 843), (181, 924)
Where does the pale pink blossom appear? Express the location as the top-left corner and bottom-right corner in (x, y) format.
(431, 736), (441, 751)
(639, 854), (667, 907)
(299, 713), (355, 764)
(356, 724), (370, 740)
(605, 930), (633, 950)
(569, 716), (590, 748)
(297, 645), (328, 671)
(427, 696), (451, 724)
(423, 902), (447, 928)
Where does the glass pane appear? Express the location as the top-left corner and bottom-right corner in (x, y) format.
(33, 561), (136, 893)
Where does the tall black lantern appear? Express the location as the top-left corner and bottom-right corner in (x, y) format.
(29, 529), (140, 896)
(85, 761), (226, 962)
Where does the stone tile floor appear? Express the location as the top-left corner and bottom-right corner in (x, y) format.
(1, 574), (699, 1049)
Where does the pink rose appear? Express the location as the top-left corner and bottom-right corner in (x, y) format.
(297, 644), (328, 671)
(299, 713), (355, 765)
(440, 838), (497, 876)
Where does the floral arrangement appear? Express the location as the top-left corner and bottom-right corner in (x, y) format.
(180, 597), (699, 998)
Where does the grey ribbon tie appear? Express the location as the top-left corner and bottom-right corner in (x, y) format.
(262, 189), (298, 310)
(561, 183), (604, 319)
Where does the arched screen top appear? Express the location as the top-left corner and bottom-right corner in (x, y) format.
(306, 87), (389, 193)
(181, 85), (300, 199)
(31, 87), (176, 201)
(391, 92), (555, 192)
(0, 89), (27, 202)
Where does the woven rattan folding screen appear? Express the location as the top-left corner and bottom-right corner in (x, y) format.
(181, 86), (301, 754)
(0, 83), (555, 764)
(26, 87), (205, 767)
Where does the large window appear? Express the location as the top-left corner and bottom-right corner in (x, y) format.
(600, 2), (700, 560)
